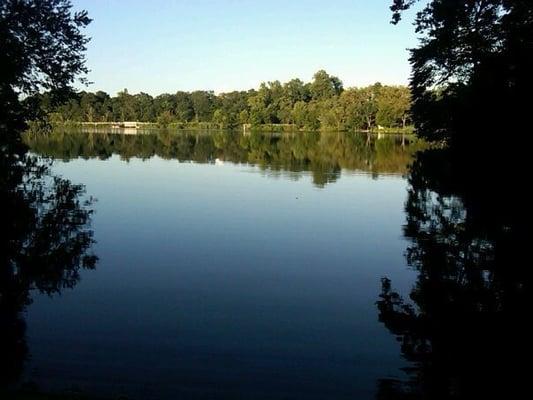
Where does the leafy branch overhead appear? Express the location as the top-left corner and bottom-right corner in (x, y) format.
(1, 0), (91, 96)
(389, 0), (533, 143)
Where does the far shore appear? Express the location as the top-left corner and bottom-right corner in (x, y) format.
(30, 121), (415, 135)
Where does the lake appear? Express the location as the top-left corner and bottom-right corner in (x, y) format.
(11, 130), (424, 399)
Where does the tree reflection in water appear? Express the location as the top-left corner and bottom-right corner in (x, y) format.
(0, 126), (97, 390)
(376, 148), (529, 399)
(23, 129), (425, 188)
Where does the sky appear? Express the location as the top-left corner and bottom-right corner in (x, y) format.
(72, 0), (420, 96)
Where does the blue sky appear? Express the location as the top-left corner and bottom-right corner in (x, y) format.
(73, 0), (419, 95)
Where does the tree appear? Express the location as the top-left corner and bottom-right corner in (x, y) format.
(134, 92), (155, 122)
(28, 72), (413, 132)
(1, 0), (91, 126)
(114, 89), (137, 121)
(376, 85), (411, 128)
(338, 89), (363, 130)
(279, 79), (309, 124)
(353, 86), (379, 131)
(291, 101), (308, 129)
(318, 98), (345, 131)
(213, 109), (228, 129)
(1, 0), (96, 368)
(390, 0), (533, 145)
(283, 78), (309, 103)
(153, 94), (176, 119)
(248, 86), (269, 125)
(157, 110), (173, 128)
(175, 91), (194, 122)
(216, 91), (251, 128)
(238, 110), (250, 125)
(309, 70), (343, 100)
(79, 92), (99, 122)
(248, 82), (284, 125)
(190, 91), (215, 122)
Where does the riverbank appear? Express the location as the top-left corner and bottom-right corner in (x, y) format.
(28, 120), (415, 135)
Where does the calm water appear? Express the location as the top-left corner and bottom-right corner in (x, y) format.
(16, 131), (423, 399)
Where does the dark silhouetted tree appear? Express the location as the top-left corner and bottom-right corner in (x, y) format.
(1, 0), (91, 126)
(390, 0), (533, 147)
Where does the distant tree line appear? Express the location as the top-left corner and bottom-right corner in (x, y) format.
(30, 70), (412, 131)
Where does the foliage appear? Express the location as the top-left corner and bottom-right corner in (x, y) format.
(390, 0), (533, 145)
(31, 72), (413, 132)
(0, 0), (91, 126)
(1, 3), (95, 389)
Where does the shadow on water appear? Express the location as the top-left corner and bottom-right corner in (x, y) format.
(376, 147), (530, 399)
(0, 124), (98, 394)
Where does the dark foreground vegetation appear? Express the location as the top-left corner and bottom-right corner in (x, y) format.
(376, 1), (532, 399)
(1, 1), (98, 398)
(390, 0), (533, 150)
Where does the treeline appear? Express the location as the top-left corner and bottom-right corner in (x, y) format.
(32, 71), (412, 131)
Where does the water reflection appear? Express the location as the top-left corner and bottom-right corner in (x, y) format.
(23, 130), (425, 187)
(0, 127), (97, 391)
(12, 129), (417, 399)
(10, 127), (528, 398)
(377, 148), (529, 399)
